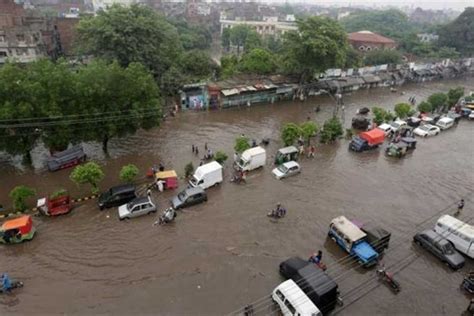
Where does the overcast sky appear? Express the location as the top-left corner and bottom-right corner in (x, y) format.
(278, 0), (472, 11)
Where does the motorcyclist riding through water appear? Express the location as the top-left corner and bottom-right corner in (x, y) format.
(155, 207), (176, 225)
(1, 273), (12, 293)
(268, 203), (286, 218)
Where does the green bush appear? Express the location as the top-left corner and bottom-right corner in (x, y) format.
(234, 136), (251, 153)
(417, 101), (432, 113)
(9, 185), (36, 211)
(184, 162), (194, 178)
(320, 117), (344, 143)
(214, 151), (228, 164)
(50, 189), (67, 199)
(119, 164), (139, 183)
(394, 103), (413, 119)
(281, 123), (301, 146)
(300, 121), (319, 145)
(70, 162), (104, 195)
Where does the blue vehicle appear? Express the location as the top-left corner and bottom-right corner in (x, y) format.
(328, 216), (379, 267)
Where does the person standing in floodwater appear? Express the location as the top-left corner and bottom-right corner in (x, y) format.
(192, 144), (195, 153)
(195, 146), (199, 156)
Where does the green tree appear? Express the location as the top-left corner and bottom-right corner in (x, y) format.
(70, 162), (105, 194)
(220, 55), (239, 79)
(222, 27), (231, 51)
(169, 18), (212, 51)
(438, 7), (474, 55)
(447, 87), (465, 107)
(234, 136), (250, 153)
(75, 60), (161, 152)
(281, 123), (301, 146)
(228, 25), (261, 55)
(394, 103), (413, 119)
(244, 31), (262, 51)
(281, 16), (349, 82)
(9, 186), (36, 212)
(364, 49), (402, 66)
(120, 164), (139, 183)
(345, 47), (363, 68)
(436, 46), (461, 59)
(263, 35), (283, 53)
(320, 117), (343, 143)
(341, 9), (416, 41)
(427, 93), (448, 111)
(238, 48), (276, 75)
(179, 50), (218, 81)
(214, 151), (228, 164)
(75, 4), (182, 78)
(417, 101), (432, 113)
(300, 121), (319, 145)
(184, 162), (194, 178)
(372, 107), (395, 125)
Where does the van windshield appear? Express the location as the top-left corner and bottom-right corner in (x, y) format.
(442, 243), (455, 255)
(190, 177), (198, 186)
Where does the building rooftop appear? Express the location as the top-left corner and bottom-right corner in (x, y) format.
(348, 31), (396, 44)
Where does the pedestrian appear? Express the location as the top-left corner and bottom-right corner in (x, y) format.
(147, 187), (152, 197)
(252, 139), (257, 147)
(159, 163), (164, 172)
(341, 105), (345, 112)
(192, 144), (195, 153)
(200, 160), (204, 166)
(204, 142), (208, 151)
(195, 146), (199, 156)
(456, 199), (465, 215)
(156, 179), (165, 192)
(308, 145), (315, 158)
(299, 144), (305, 155)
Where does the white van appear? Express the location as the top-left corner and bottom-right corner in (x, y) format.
(434, 215), (474, 258)
(189, 161), (223, 190)
(436, 117), (455, 130)
(237, 147), (266, 172)
(272, 279), (322, 316)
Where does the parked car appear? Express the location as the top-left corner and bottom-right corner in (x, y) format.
(413, 229), (465, 270)
(171, 187), (207, 209)
(272, 161), (301, 179)
(407, 117), (421, 128)
(118, 196), (157, 220)
(436, 117), (455, 130)
(98, 184), (137, 210)
(390, 120), (407, 133)
(377, 123), (392, 136)
(470, 112), (474, 120)
(414, 124), (440, 137)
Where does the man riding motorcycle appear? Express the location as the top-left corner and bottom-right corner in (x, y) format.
(268, 203), (286, 218)
(1, 273), (12, 293)
(155, 208), (176, 225)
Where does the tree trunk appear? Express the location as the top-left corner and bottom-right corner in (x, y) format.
(102, 135), (109, 154)
(22, 151), (32, 166)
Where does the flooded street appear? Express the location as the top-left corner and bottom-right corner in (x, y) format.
(1, 78), (473, 315)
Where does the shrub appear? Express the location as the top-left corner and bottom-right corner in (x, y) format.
(119, 164), (139, 183)
(234, 136), (250, 153)
(214, 151), (228, 164)
(70, 162), (104, 194)
(320, 117), (343, 143)
(184, 162), (194, 178)
(9, 185), (36, 212)
(281, 123), (301, 146)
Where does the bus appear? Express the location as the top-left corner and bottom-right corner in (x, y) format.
(328, 216), (379, 267)
(434, 215), (474, 258)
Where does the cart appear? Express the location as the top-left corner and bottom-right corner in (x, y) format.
(155, 170), (178, 190)
(37, 194), (72, 216)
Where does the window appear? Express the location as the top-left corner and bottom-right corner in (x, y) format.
(0, 35), (4, 42)
(16, 34), (25, 42)
(284, 300), (296, 314)
(275, 290), (285, 301)
(0, 51), (7, 57)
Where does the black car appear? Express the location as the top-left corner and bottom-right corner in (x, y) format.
(171, 187), (207, 209)
(98, 184), (137, 210)
(279, 257), (339, 314)
(413, 229), (465, 270)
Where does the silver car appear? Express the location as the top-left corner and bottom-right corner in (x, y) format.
(272, 161), (301, 180)
(118, 196), (157, 220)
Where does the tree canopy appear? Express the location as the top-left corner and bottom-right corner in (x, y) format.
(280, 16), (349, 82)
(364, 49), (403, 66)
(76, 4), (183, 78)
(238, 48), (277, 75)
(438, 7), (474, 56)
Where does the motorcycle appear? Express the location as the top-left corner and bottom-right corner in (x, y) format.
(376, 266), (400, 293)
(155, 208), (177, 226)
(267, 208), (286, 219)
(461, 273), (474, 294)
(0, 281), (24, 294)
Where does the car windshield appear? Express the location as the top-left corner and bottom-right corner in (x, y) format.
(443, 243), (455, 255)
(178, 191), (187, 201)
(126, 201), (134, 210)
(391, 122), (400, 128)
(278, 165), (288, 173)
(420, 125), (430, 131)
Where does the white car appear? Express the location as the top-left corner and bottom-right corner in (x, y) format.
(414, 124), (440, 137)
(377, 123), (392, 136)
(469, 112), (474, 120)
(118, 196), (157, 220)
(390, 120), (407, 133)
(272, 161), (301, 180)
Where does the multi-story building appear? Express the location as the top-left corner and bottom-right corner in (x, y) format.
(0, 0), (51, 63)
(417, 33), (439, 43)
(348, 31), (397, 52)
(92, 0), (137, 12)
(220, 15), (297, 38)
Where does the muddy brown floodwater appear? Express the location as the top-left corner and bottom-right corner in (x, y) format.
(1, 79), (474, 315)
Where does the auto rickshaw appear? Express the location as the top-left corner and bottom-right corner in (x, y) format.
(274, 146), (298, 165)
(37, 193), (72, 216)
(385, 137), (416, 158)
(155, 170), (178, 190)
(0, 215), (36, 244)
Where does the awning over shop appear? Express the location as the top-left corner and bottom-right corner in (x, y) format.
(362, 75), (381, 83)
(221, 88), (239, 96)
